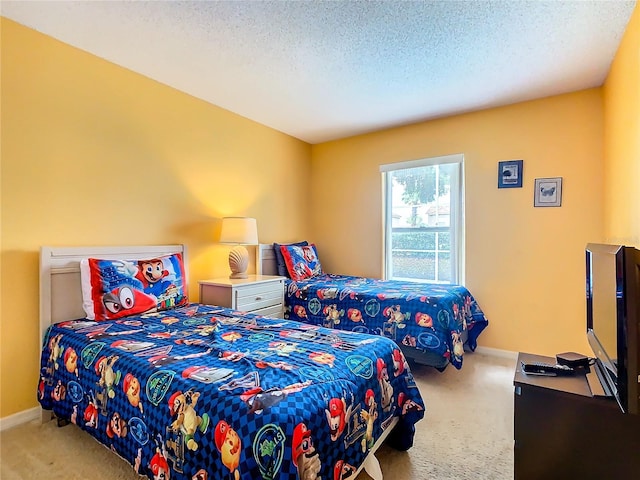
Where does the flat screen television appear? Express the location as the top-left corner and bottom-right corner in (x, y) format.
(586, 243), (640, 414)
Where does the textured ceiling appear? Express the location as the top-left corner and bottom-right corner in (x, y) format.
(1, 0), (636, 144)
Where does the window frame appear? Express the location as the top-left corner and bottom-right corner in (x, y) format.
(380, 153), (464, 284)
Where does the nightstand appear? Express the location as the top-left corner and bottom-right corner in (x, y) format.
(198, 275), (285, 318)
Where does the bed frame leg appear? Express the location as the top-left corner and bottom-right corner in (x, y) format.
(56, 417), (70, 427)
(363, 452), (383, 480)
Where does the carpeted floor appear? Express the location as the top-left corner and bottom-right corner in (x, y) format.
(0, 352), (516, 480)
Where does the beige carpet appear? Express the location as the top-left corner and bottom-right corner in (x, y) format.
(0, 352), (516, 480)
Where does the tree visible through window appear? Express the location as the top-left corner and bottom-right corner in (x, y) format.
(381, 154), (463, 284)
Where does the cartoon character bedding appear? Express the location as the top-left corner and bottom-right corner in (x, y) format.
(272, 242), (488, 370)
(38, 304), (425, 480)
(79, 252), (189, 321)
(283, 274), (489, 370)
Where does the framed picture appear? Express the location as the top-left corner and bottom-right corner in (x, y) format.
(534, 177), (563, 207)
(498, 160), (523, 188)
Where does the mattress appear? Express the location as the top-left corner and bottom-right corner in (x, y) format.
(284, 274), (489, 369)
(38, 303), (425, 480)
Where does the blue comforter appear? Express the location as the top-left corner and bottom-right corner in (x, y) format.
(38, 304), (424, 480)
(284, 274), (489, 369)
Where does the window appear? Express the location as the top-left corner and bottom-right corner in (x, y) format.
(381, 154), (464, 284)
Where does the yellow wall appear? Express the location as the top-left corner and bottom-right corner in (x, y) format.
(310, 90), (604, 357)
(0, 19), (311, 417)
(603, 3), (640, 247)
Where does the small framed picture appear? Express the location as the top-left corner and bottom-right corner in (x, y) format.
(534, 177), (563, 207)
(498, 160), (523, 188)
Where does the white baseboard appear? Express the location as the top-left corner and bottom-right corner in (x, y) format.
(474, 345), (518, 360)
(0, 407), (40, 432)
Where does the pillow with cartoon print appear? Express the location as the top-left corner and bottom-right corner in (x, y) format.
(80, 253), (189, 320)
(280, 243), (323, 281)
(273, 241), (308, 277)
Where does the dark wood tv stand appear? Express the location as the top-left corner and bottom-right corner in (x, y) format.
(514, 352), (640, 479)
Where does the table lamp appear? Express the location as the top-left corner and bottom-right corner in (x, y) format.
(219, 217), (258, 279)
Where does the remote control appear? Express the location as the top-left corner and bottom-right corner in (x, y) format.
(521, 361), (575, 376)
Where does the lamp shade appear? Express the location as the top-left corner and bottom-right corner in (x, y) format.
(219, 217), (258, 245)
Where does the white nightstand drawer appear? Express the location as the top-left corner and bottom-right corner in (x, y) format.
(198, 275), (285, 316)
(235, 289), (281, 311)
(235, 282), (282, 301)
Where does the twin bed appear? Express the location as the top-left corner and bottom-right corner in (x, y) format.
(38, 245), (425, 480)
(257, 243), (489, 371)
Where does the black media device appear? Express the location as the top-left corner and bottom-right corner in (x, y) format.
(556, 351), (590, 369)
(586, 243), (640, 415)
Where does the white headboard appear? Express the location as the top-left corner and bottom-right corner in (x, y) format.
(39, 245), (186, 341)
(256, 243), (279, 276)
